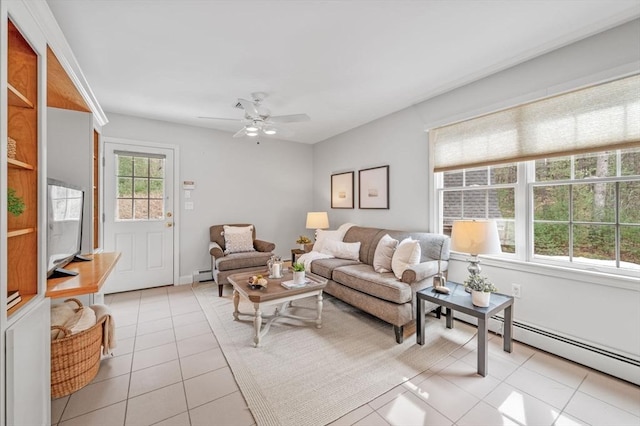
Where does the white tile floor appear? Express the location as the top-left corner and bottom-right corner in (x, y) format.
(51, 284), (640, 426)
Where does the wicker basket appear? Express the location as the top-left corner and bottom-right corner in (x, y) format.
(7, 137), (16, 160)
(51, 299), (105, 398)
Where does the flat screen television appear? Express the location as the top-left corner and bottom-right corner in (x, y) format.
(46, 178), (87, 278)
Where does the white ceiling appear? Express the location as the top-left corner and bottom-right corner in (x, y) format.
(47, 0), (639, 144)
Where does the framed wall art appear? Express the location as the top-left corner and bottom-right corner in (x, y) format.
(331, 171), (354, 209)
(359, 165), (389, 209)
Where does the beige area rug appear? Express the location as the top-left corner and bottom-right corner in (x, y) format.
(193, 283), (476, 426)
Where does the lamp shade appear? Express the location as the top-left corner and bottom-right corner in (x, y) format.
(306, 212), (329, 229)
(450, 220), (502, 255)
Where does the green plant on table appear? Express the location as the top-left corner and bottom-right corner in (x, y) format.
(463, 275), (498, 293)
(292, 262), (305, 272)
(7, 188), (25, 217)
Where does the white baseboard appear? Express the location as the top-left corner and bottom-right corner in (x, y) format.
(178, 275), (194, 285)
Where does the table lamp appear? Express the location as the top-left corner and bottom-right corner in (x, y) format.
(450, 220), (502, 288)
(306, 212), (329, 239)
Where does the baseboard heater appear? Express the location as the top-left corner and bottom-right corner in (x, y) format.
(454, 312), (640, 385)
(193, 269), (214, 283)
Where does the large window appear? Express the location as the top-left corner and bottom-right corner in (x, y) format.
(438, 148), (640, 275)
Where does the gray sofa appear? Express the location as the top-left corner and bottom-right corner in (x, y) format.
(306, 226), (450, 343)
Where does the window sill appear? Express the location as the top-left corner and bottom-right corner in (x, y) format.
(449, 253), (639, 291)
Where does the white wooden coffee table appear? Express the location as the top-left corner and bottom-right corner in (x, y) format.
(227, 270), (328, 347)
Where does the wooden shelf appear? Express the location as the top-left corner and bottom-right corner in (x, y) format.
(7, 158), (34, 170)
(7, 227), (35, 238)
(7, 293), (36, 317)
(8, 83), (34, 109)
(46, 252), (121, 298)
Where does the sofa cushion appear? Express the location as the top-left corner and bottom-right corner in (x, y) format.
(312, 229), (343, 252)
(391, 238), (421, 279)
(216, 251), (272, 271)
(321, 239), (361, 261)
(373, 234), (398, 273)
(223, 225), (255, 254)
(309, 257), (360, 280)
(332, 264), (412, 304)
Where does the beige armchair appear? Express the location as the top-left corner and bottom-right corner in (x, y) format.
(209, 224), (275, 296)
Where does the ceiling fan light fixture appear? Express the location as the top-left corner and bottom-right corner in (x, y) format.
(263, 128), (276, 135)
(246, 124), (259, 132)
(246, 131), (259, 137)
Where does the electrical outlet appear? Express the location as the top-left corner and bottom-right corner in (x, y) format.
(512, 283), (521, 298)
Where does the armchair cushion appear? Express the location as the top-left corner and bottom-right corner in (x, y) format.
(223, 225), (255, 254)
(216, 251), (274, 271)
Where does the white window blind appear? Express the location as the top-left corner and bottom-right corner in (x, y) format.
(430, 74), (640, 172)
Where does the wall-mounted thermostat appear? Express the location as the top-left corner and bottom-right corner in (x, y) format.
(183, 180), (195, 190)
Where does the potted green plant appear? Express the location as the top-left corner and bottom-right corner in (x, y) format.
(7, 188), (25, 217)
(296, 235), (312, 250)
(464, 275), (498, 307)
(292, 262), (306, 285)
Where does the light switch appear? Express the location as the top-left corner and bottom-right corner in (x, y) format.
(185, 202), (194, 210)
(185, 190), (191, 199)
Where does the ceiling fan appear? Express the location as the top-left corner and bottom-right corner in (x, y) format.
(199, 92), (310, 138)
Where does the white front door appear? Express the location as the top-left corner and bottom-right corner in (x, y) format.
(103, 142), (175, 292)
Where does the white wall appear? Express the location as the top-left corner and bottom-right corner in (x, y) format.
(312, 19), (640, 379)
(47, 107), (95, 253)
(102, 114), (314, 282)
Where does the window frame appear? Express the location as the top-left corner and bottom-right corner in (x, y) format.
(435, 149), (640, 279)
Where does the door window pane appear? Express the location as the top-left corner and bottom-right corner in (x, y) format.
(133, 178), (148, 198)
(133, 157), (149, 177)
(134, 200), (149, 220)
(115, 153), (165, 221)
(118, 199), (133, 220)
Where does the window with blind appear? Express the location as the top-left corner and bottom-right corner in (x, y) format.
(432, 75), (640, 276)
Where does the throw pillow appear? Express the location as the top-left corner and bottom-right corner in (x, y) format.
(373, 234), (399, 273)
(391, 237), (421, 279)
(321, 239), (361, 261)
(223, 225), (255, 254)
(312, 229), (342, 252)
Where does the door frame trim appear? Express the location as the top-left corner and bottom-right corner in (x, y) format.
(102, 136), (180, 287)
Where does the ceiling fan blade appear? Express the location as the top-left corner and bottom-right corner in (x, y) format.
(237, 98), (260, 117)
(232, 128), (247, 138)
(198, 116), (243, 122)
(269, 113), (310, 123)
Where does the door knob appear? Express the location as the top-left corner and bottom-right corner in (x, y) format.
(166, 223), (173, 228)
(166, 212), (173, 218)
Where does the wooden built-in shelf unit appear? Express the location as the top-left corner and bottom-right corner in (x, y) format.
(6, 19), (39, 315)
